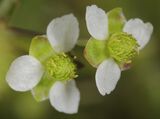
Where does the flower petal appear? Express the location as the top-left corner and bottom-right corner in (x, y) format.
(49, 80), (80, 114)
(47, 14), (79, 53)
(86, 5), (108, 40)
(6, 55), (44, 92)
(95, 59), (121, 95)
(123, 18), (153, 50)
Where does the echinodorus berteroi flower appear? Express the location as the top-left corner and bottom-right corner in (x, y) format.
(6, 14), (80, 114)
(84, 5), (153, 95)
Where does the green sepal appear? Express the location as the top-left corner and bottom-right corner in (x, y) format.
(108, 8), (126, 33)
(84, 38), (109, 68)
(31, 72), (55, 102)
(29, 35), (56, 63)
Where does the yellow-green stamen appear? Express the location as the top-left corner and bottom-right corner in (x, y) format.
(107, 32), (139, 63)
(45, 53), (77, 81)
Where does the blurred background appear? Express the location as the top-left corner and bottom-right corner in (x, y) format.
(0, 0), (160, 119)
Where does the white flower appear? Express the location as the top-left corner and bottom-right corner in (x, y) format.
(6, 14), (80, 114)
(86, 5), (153, 95)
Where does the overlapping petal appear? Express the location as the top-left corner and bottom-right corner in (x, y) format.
(49, 80), (80, 114)
(95, 59), (121, 95)
(123, 18), (153, 49)
(86, 5), (108, 40)
(47, 14), (79, 53)
(6, 55), (44, 92)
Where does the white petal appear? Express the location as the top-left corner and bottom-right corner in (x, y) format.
(47, 14), (79, 53)
(49, 80), (80, 114)
(95, 59), (121, 95)
(123, 18), (153, 50)
(6, 55), (44, 92)
(86, 5), (108, 40)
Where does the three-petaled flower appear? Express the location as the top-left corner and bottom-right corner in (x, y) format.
(84, 5), (153, 95)
(6, 14), (80, 114)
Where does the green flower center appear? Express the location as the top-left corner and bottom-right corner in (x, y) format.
(44, 53), (77, 81)
(107, 32), (139, 63)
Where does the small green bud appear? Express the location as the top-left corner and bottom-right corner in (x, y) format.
(108, 32), (139, 63)
(45, 53), (77, 81)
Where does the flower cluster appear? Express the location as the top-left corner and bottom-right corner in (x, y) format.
(5, 5), (153, 114)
